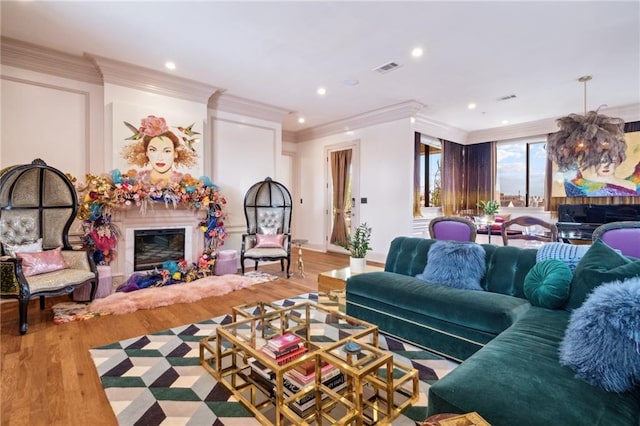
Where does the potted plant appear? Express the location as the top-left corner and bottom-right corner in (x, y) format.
(477, 200), (500, 222)
(340, 223), (372, 273)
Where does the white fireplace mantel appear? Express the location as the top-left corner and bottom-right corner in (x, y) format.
(110, 205), (206, 285)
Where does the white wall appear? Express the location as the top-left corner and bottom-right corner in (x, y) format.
(209, 109), (284, 257)
(296, 118), (414, 263)
(0, 65), (104, 177)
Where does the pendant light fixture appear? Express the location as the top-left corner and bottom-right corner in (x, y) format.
(547, 75), (626, 171)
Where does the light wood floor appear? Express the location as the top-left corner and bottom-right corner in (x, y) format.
(0, 249), (355, 426)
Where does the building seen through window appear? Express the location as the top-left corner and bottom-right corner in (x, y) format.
(496, 140), (546, 207)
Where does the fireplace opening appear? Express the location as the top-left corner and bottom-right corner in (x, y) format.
(134, 228), (186, 271)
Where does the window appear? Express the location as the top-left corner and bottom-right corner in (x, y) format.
(417, 134), (442, 208)
(496, 139), (546, 207)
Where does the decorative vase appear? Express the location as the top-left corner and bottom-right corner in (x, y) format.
(350, 257), (366, 273)
(484, 214), (495, 223)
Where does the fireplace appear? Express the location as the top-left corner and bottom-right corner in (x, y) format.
(134, 228), (186, 271)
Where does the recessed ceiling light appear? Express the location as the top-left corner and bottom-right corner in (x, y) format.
(411, 47), (423, 58)
(410, 117), (416, 123)
(502, 120), (510, 125)
(297, 117), (305, 124)
(467, 103), (477, 110)
(165, 61), (176, 70)
(346, 131), (354, 136)
(317, 87), (327, 96)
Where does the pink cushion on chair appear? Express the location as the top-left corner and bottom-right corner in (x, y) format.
(255, 234), (285, 248)
(17, 247), (69, 277)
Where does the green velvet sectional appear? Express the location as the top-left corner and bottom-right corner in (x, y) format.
(345, 237), (640, 425)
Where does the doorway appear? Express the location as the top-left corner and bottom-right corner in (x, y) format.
(325, 141), (360, 253)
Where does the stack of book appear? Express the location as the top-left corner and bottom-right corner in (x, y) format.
(282, 359), (346, 416)
(260, 333), (308, 366)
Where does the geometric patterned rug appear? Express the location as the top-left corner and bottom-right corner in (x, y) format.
(90, 293), (459, 425)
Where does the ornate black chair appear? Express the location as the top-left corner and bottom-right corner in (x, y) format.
(240, 177), (292, 278)
(0, 159), (98, 334)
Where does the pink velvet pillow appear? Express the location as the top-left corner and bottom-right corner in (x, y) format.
(255, 234), (285, 248)
(17, 247), (69, 277)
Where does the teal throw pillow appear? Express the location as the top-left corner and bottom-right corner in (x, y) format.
(566, 239), (640, 311)
(524, 259), (572, 309)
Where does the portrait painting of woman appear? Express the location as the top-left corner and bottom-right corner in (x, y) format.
(121, 115), (198, 184)
(550, 122), (640, 197)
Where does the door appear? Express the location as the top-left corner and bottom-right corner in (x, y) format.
(325, 141), (360, 253)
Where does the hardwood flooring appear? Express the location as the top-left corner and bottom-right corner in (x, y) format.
(0, 249), (354, 426)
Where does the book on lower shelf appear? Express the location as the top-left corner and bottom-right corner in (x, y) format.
(285, 362), (339, 387)
(283, 372), (346, 416)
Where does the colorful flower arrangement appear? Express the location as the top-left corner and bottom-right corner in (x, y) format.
(70, 170), (228, 265)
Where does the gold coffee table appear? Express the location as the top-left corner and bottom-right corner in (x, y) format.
(200, 301), (418, 425)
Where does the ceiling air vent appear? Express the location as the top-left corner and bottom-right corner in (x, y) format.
(373, 61), (401, 74)
(497, 94), (517, 101)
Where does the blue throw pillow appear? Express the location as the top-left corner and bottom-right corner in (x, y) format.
(559, 277), (640, 393)
(416, 240), (486, 291)
(536, 242), (590, 272)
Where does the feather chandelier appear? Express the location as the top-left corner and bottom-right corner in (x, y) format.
(547, 76), (626, 172)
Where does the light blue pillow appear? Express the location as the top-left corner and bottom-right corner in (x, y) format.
(536, 242), (590, 272)
(559, 277), (640, 393)
(416, 240), (486, 291)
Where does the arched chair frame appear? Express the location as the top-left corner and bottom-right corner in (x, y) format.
(429, 216), (477, 242)
(0, 159), (98, 334)
(501, 216), (558, 246)
(240, 177), (293, 278)
(592, 221), (640, 258)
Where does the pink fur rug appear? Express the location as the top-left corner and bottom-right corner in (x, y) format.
(89, 274), (255, 315)
(53, 272), (278, 322)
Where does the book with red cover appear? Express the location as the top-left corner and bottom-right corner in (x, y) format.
(261, 342), (304, 359)
(263, 345), (307, 366)
(267, 333), (302, 351)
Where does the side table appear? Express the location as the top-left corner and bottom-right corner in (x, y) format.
(290, 238), (308, 277)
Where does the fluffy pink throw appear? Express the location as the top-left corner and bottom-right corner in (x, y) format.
(89, 274), (255, 315)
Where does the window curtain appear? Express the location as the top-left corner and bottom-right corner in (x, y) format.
(545, 120), (640, 216)
(463, 142), (495, 212)
(441, 140), (495, 216)
(413, 132), (422, 217)
(329, 149), (352, 246)
(441, 140), (465, 215)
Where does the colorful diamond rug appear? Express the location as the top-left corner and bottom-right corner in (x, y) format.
(90, 293), (459, 425)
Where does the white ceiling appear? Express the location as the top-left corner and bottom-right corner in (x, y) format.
(2, 1), (639, 134)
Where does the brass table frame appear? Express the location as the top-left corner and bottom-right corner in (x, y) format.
(200, 301), (418, 425)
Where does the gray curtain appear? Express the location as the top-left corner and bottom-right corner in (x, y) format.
(329, 149), (352, 246)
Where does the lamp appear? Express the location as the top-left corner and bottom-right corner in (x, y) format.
(547, 75), (626, 172)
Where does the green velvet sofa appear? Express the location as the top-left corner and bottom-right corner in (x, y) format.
(345, 236), (640, 426)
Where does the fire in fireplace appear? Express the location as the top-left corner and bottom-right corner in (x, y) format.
(134, 228), (186, 271)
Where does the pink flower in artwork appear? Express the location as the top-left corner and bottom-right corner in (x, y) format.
(139, 115), (169, 137)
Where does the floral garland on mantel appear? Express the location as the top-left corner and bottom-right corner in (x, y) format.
(69, 169), (228, 266)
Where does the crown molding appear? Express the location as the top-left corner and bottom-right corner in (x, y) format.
(0, 36), (102, 85)
(413, 113), (468, 144)
(282, 130), (297, 143)
(88, 54), (219, 103)
(294, 100), (425, 142)
(209, 93), (291, 123)
(466, 103), (640, 144)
